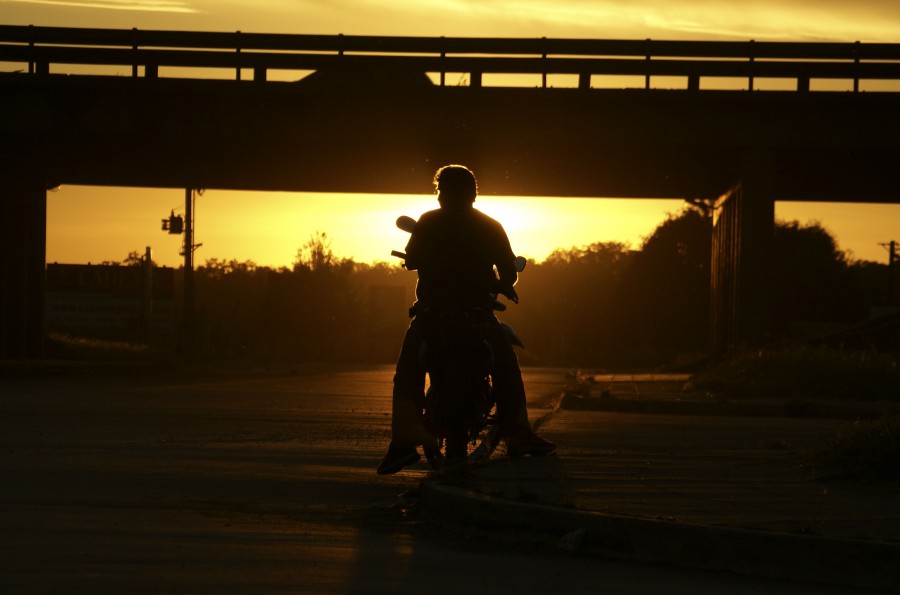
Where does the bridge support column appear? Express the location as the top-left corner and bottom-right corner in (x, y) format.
(1, 178), (47, 358)
(710, 151), (775, 355)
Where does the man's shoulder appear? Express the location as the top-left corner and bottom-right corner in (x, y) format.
(471, 207), (508, 235)
(417, 206), (506, 236)
(472, 207), (502, 225)
(415, 208), (443, 225)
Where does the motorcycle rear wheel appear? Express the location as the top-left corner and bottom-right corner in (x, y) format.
(424, 420), (502, 470)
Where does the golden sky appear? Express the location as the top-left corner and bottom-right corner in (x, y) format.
(7, 0), (900, 41)
(7, 0), (900, 267)
(46, 186), (691, 267)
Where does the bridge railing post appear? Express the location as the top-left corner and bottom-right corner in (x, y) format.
(541, 36), (547, 89)
(440, 36), (445, 87)
(235, 30), (242, 81)
(132, 27), (139, 78)
(748, 39), (755, 91)
(578, 72), (590, 90)
(644, 38), (652, 89)
(27, 24), (34, 75)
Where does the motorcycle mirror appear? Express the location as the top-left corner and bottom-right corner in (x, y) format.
(513, 256), (527, 272)
(396, 216), (416, 233)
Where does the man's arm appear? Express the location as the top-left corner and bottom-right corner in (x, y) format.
(495, 261), (518, 302)
(493, 224), (519, 302)
(402, 216), (427, 271)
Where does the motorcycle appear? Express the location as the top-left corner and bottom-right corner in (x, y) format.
(392, 215), (526, 469)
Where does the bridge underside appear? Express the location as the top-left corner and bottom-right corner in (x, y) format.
(2, 73), (899, 357)
(3, 74), (899, 200)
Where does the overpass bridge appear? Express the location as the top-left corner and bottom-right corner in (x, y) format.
(2, 25), (900, 357)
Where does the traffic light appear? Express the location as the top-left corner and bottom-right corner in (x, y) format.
(161, 210), (184, 234)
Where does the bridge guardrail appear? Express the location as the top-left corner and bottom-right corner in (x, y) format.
(2, 25), (900, 91)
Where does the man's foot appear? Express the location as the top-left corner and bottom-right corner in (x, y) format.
(376, 443), (421, 475)
(506, 431), (556, 458)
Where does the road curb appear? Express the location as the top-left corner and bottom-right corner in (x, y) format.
(558, 393), (893, 420)
(419, 479), (900, 591)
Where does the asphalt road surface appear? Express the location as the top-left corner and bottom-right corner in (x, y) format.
(0, 365), (862, 594)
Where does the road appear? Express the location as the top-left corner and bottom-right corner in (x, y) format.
(0, 365), (859, 594)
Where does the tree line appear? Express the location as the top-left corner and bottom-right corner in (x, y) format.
(114, 209), (895, 368)
(503, 209), (892, 368)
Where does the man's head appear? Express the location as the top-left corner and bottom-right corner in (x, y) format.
(434, 164), (477, 208)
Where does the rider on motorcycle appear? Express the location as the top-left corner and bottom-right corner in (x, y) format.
(377, 164), (556, 475)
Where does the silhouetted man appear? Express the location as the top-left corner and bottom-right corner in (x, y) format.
(378, 164), (555, 474)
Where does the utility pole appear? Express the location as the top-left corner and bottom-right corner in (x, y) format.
(161, 190), (202, 357)
(880, 240), (897, 306)
(141, 246), (153, 343)
(184, 188), (195, 329)
(182, 188), (197, 360)
(181, 188), (204, 357)
(889, 240), (896, 306)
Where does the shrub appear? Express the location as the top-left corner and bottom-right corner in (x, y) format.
(814, 415), (900, 482)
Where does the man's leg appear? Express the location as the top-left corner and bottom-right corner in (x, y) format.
(483, 319), (556, 457)
(484, 322), (528, 431)
(378, 318), (432, 474)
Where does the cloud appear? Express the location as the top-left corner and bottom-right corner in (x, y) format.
(491, 0), (900, 41)
(637, 1), (900, 41)
(349, 0), (900, 41)
(7, 0), (899, 42)
(3, 0), (198, 13)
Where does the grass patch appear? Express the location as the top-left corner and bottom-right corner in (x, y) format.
(690, 346), (899, 402)
(813, 415), (900, 483)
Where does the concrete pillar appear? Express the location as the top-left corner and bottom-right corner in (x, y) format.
(709, 151), (775, 354)
(0, 179), (47, 358)
(735, 151), (775, 345)
(710, 185), (740, 355)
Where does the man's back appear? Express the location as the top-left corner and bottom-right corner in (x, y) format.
(405, 206), (516, 308)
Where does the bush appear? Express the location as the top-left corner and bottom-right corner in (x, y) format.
(814, 415), (900, 482)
